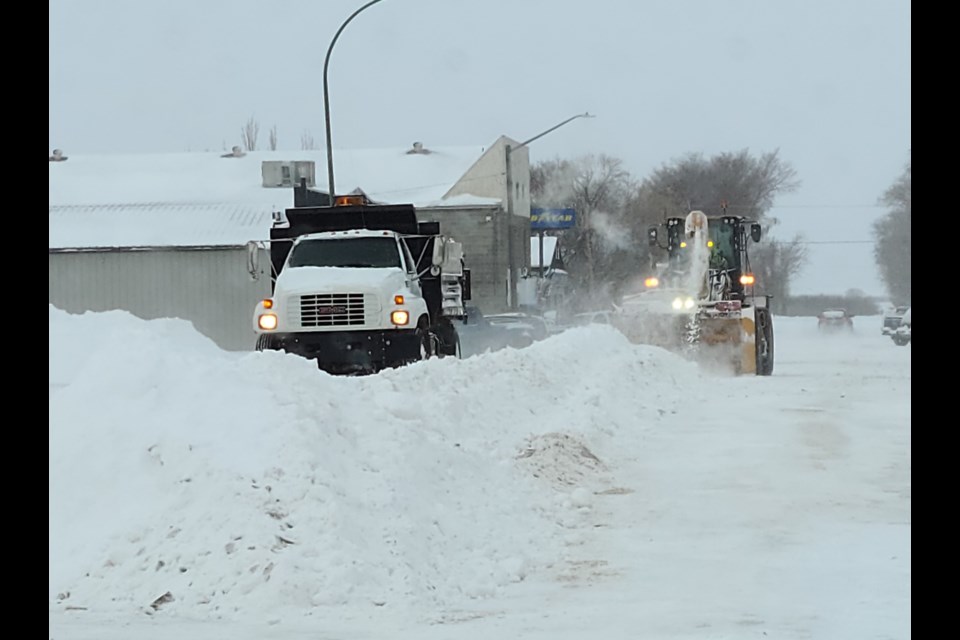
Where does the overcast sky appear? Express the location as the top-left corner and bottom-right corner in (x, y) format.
(48, 0), (910, 297)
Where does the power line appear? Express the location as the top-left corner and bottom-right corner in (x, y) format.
(770, 240), (875, 245)
(772, 204), (887, 209)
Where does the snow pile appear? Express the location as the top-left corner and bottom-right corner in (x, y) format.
(49, 306), (701, 621)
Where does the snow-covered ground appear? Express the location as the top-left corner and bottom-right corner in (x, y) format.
(49, 307), (911, 639)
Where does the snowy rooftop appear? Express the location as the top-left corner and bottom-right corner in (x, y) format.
(49, 146), (502, 248)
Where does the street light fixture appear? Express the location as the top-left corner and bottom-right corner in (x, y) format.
(505, 112), (594, 309)
(323, 0), (386, 205)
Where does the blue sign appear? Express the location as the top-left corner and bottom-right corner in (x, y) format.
(530, 207), (576, 230)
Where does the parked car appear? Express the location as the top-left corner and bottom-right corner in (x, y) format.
(892, 307), (911, 346)
(457, 307), (547, 356)
(882, 305), (910, 336)
(485, 312), (548, 347)
(817, 309), (854, 332)
(573, 310), (613, 326)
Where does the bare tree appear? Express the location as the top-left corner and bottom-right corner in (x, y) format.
(301, 130), (318, 150)
(532, 154), (643, 310)
(268, 125), (278, 151)
(532, 147), (807, 310)
(636, 149), (800, 219)
(241, 116), (260, 152)
(873, 157), (911, 304)
(632, 148), (804, 303)
(749, 231), (808, 313)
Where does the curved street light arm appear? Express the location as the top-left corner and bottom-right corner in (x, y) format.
(514, 112), (594, 152)
(323, 0), (386, 205)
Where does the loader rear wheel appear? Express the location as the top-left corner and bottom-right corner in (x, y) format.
(755, 307), (774, 376)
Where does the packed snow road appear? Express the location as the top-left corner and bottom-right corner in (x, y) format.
(49, 308), (910, 639)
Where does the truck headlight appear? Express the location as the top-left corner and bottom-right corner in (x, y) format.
(391, 310), (410, 326)
(258, 313), (278, 330)
(672, 297), (695, 311)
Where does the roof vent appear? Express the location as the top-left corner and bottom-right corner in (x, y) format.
(221, 145), (246, 158)
(49, 148), (68, 162)
(406, 141), (433, 155)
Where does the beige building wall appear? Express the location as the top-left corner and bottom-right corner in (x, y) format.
(49, 247), (271, 352)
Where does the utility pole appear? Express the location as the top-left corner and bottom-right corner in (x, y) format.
(504, 112), (594, 309)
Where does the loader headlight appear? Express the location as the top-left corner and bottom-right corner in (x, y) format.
(644, 276), (660, 288)
(740, 273), (755, 285)
(258, 313), (278, 330)
(391, 310), (410, 326)
(672, 296), (695, 311)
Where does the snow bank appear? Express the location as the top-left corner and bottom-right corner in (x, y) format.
(49, 306), (700, 620)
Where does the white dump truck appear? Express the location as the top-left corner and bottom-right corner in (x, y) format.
(248, 191), (470, 375)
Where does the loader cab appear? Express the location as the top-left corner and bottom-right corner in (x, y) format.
(711, 216), (762, 301)
(651, 215), (761, 301)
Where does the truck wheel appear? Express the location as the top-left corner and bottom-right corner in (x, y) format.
(439, 335), (462, 359)
(892, 335), (909, 346)
(439, 326), (462, 359)
(255, 334), (276, 352)
(416, 320), (437, 360)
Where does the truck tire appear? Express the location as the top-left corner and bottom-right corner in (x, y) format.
(432, 318), (462, 358)
(892, 334), (910, 346)
(442, 330), (462, 359)
(440, 335), (462, 360)
(416, 319), (438, 360)
(255, 334), (277, 352)
(755, 307), (774, 376)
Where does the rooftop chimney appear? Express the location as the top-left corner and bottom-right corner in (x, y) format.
(221, 145), (246, 158)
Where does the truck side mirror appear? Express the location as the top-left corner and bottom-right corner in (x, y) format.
(246, 241), (260, 281)
(434, 238), (464, 276)
(751, 223), (762, 243)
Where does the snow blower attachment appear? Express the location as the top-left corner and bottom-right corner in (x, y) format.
(612, 210), (774, 375)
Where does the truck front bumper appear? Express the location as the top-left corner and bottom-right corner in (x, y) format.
(259, 329), (420, 375)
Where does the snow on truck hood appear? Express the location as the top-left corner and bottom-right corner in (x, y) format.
(275, 266), (408, 296)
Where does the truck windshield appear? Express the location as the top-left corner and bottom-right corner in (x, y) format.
(287, 237), (402, 269)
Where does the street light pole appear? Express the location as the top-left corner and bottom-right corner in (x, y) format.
(504, 112), (593, 309)
(323, 0), (385, 205)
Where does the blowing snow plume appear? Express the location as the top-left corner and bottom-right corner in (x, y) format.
(681, 210), (710, 298)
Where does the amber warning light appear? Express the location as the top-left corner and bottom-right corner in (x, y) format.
(335, 195), (366, 206)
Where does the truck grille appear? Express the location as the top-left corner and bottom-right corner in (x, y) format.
(298, 293), (366, 327)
